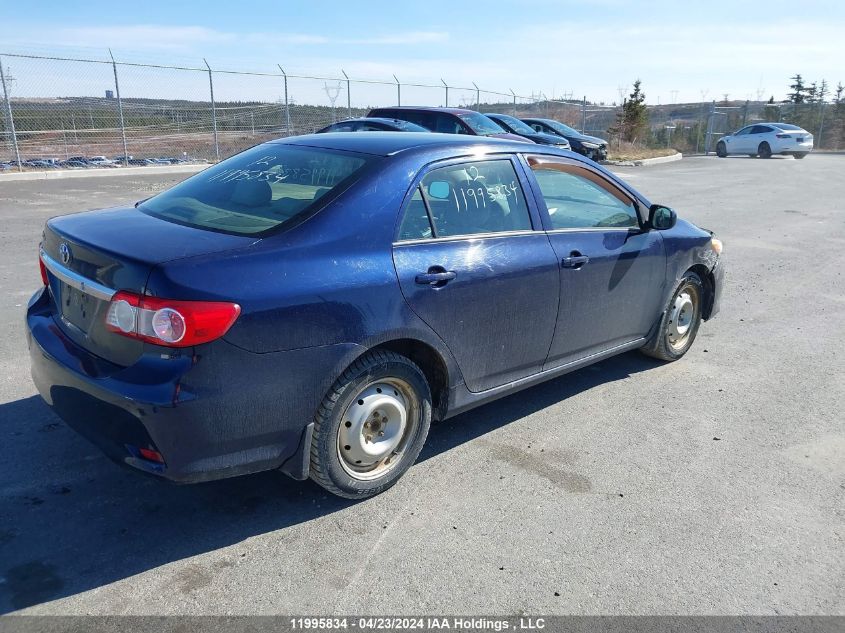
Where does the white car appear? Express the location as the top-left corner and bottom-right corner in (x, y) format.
(88, 156), (117, 167)
(717, 122), (813, 159)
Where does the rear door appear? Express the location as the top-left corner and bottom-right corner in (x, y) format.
(392, 156), (560, 392)
(523, 156), (666, 367)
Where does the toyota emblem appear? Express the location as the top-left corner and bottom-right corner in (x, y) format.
(59, 242), (72, 265)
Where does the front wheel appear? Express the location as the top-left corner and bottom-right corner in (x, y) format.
(716, 142), (727, 158)
(794, 153), (808, 159)
(758, 142), (772, 159)
(641, 272), (704, 361)
(309, 350), (432, 499)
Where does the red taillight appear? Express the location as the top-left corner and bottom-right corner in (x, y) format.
(105, 290), (240, 347)
(138, 447), (165, 463)
(39, 256), (49, 286)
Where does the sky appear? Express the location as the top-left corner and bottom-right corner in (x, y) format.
(1, 0), (844, 105)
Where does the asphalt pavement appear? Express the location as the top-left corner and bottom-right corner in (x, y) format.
(0, 154), (842, 615)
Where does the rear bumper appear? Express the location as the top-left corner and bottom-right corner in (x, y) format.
(26, 286), (359, 483)
(774, 141), (813, 154)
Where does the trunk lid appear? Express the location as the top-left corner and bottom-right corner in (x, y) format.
(42, 206), (256, 366)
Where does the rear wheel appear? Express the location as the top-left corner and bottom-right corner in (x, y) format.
(716, 142), (727, 158)
(758, 142), (772, 159)
(309, 350), (432, 499)
(641, 272), (704, 362)
(794, 153), (808, 159)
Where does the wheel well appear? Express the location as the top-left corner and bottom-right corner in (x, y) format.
(687, 264), (715, 319)
(371, 339), (450, 421)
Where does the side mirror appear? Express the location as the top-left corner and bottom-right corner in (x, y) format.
(649, 204), (677, 230)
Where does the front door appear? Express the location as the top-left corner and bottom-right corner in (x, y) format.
(523, 156), (667, 367)
(392, 157), (560, 392)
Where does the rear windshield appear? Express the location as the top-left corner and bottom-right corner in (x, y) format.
(139, 145), (370, 235)
(458, 112), (509, 136)
(771, 123), (803, 131)
(489, 113), (535, 135)
(546, 120), (580, 136)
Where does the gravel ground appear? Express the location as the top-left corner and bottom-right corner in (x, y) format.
(0, 154), (842, 615)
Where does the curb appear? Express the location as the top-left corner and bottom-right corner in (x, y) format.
(0, 164), (210, 182)
(603, 153), (683, 167)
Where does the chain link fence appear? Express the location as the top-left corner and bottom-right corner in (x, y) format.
(2, 51), (844, 169)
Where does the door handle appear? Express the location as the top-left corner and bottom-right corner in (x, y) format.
(561, 254), (590, 269)
(415, 270), (457, 285)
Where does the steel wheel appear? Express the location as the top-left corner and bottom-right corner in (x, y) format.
(336, 378), (420, 481)
(666, 282), (701, 352)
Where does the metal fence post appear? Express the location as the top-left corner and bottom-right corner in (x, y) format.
(510, 89), (517, 116)
(278, 65), (291, 135)
(441, 79), (448, 107)
(204, 59), (220, 161)
(341, 69), (351, 118)
(473, 82), (480, 111)
(817, 101), (826, 149)
(108, 49), (129, 165)
(393, 75), (401, 106)
(742, 100), (749, 126)
(704, 100), (716, 155)
(0, 57), (22, 170)
(581, 96), (587, 133)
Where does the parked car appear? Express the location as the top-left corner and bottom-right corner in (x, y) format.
(128, 158), (156, 166)
(367, 106), (533, 143)
(522, 118), (608, 161)
(318, 117), (430, 133)
(716, 122), (813, 159)
(485, 113), (571, 149)
(89, 156), (117, 167)
(22, 159), (59, 169)
(29, 132), (723, 499)
(60, 159), (90, 168)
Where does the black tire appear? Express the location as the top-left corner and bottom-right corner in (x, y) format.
(758, 142), (772, 159)
(309, 350), (432, 499)
(794, 153), (807, 159)
(748, 154), (757, 158)
(640, 271), (705, 362)
(716, 142), (727, 158)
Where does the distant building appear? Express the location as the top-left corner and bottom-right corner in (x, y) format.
(105, 90), (114, 99)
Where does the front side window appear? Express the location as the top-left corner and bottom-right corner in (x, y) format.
(734, 126), (752, 136)
(529, 161), (639, 230)
(397, 159), (531, 240)
(140, 145), (370, 235)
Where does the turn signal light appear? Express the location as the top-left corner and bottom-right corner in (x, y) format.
(105, 291), (240, 347)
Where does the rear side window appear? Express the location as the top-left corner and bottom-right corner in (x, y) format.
(530, 162), (639, 229)
(397, 159), (531, 240)
(139, 145), (369, 235)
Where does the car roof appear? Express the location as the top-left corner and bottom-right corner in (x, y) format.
(273, 131), (533, 157)
(370, 106), (480, 116)
(331, 117), (412, 125)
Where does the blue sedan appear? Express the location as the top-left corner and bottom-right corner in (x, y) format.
(27, 133), (724, 498)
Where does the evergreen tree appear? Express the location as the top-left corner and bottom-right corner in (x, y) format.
(788, 74), (806, 103)
(610, 79), (649, 143)
(763, 96), (780, 121)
